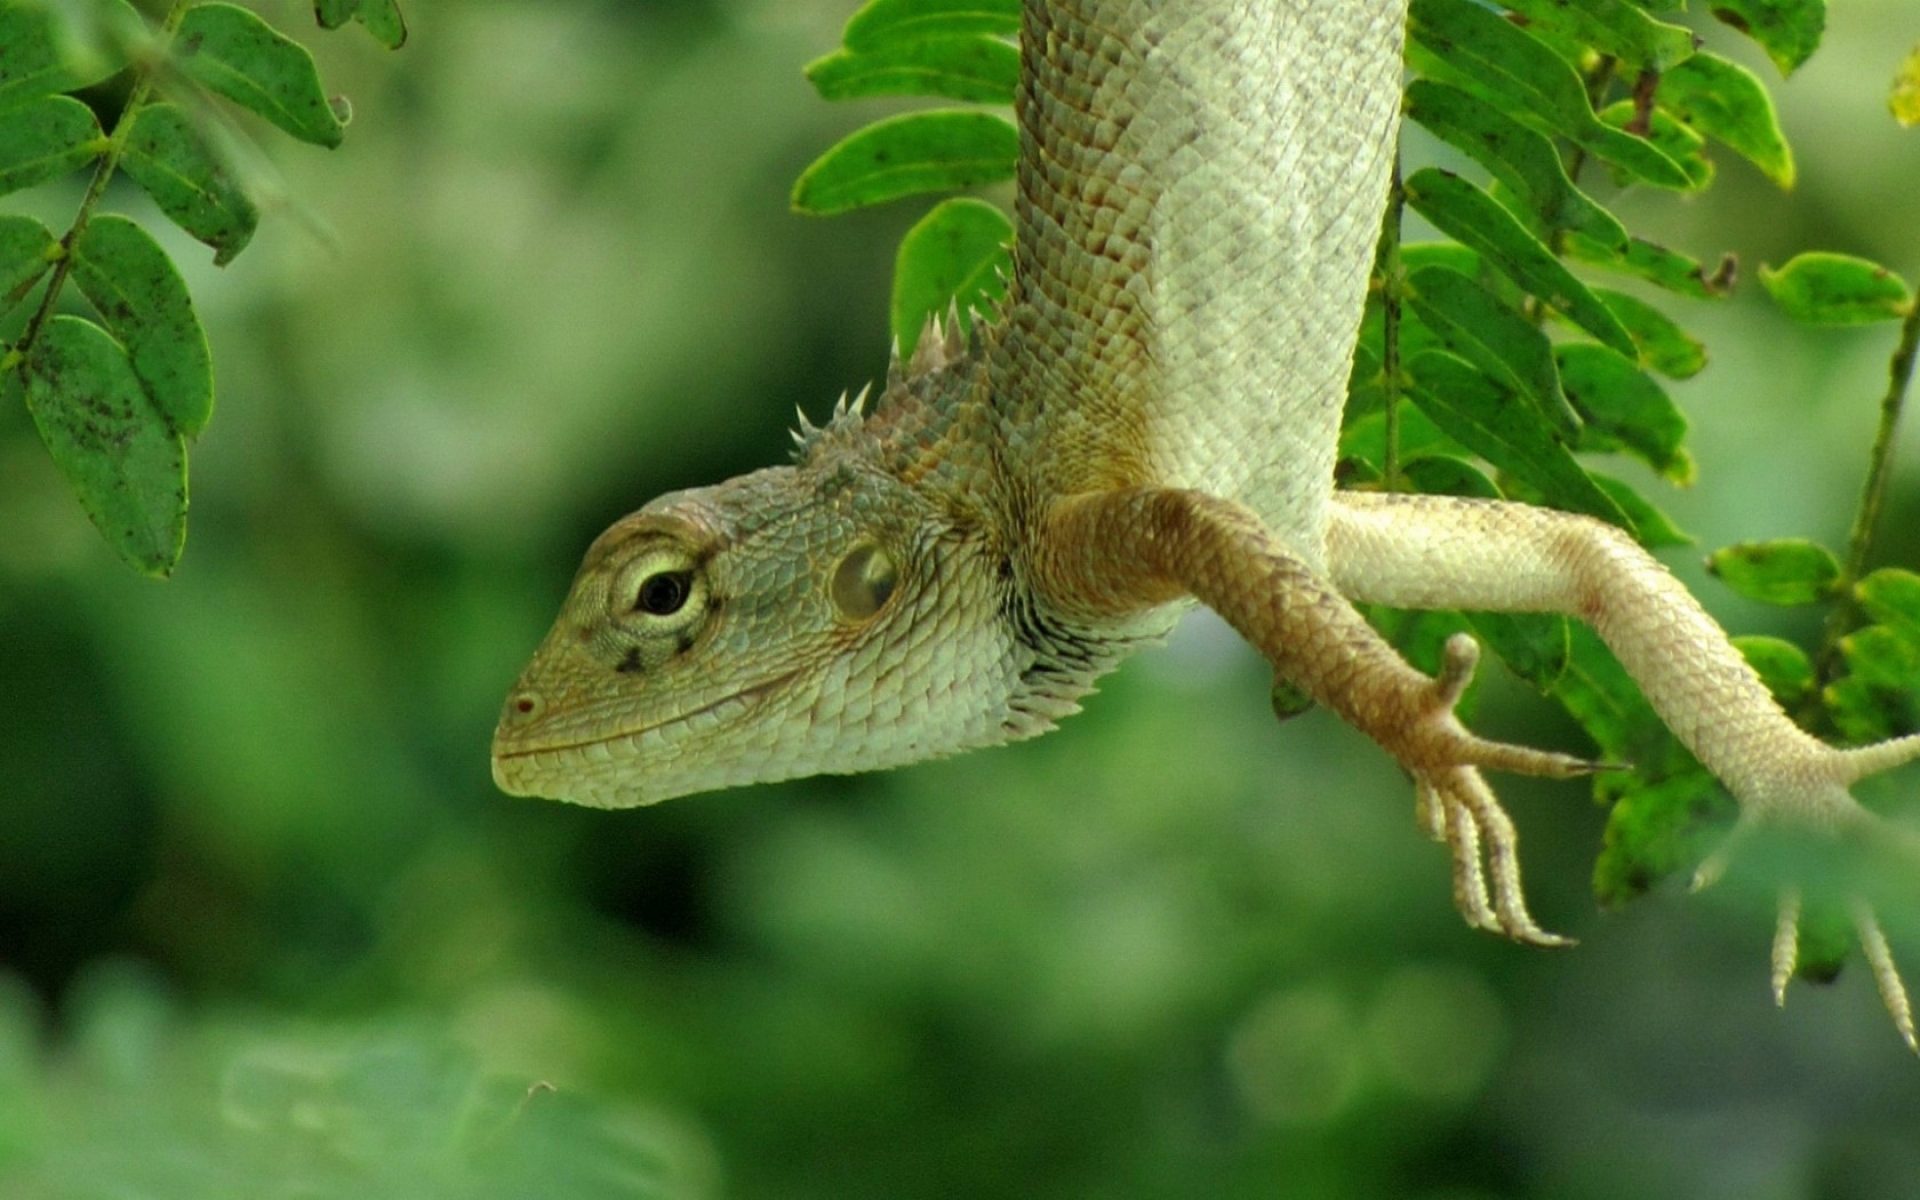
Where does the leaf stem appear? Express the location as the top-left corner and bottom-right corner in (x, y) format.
(7, 0), (190, 381)
(1815, 296), (1920, 677)
(1381, 144), (1405, 492)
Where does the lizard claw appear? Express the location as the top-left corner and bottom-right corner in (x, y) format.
(1692, 775), (1920, 1052)
(1766, 885), (1918, 1053)
(1405, 635), (1578, 948)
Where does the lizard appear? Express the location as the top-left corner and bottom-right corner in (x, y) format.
(491, 0), (1920, 1046)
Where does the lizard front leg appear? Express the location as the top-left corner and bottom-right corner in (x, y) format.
(1328, 490), (1920, 1046)
(1037, 487), (1596, 946)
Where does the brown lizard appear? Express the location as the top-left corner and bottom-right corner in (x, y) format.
(492, 0), (1920, 1046)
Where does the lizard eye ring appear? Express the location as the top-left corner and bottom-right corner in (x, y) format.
(611, 546), (708, 633)
(636, 570), (692, 616)
(830, 541), (897, 620)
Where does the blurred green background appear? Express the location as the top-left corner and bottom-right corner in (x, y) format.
(3, 1), (1920, 1196)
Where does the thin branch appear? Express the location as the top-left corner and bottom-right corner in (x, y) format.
(1815, 296), (1920, 681)
(1381, 143), (1405, 492)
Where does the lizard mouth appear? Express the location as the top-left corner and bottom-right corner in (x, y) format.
(491, 670), (800, 775)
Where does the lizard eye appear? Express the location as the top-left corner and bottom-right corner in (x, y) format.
(636, 570), (692, 616)
(610, 547), (708, 635)
(830, 541), (897, 620)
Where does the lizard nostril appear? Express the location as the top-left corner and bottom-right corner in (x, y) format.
(510, 692), (544, 720)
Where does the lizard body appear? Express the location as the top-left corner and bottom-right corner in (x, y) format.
(493, 0), (1920, 1044)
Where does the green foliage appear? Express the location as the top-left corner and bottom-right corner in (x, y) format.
(0, 968), (714, 1198)
(117, 103), (259, 266)
(1658, 52), (1795, 187)
(1705, 539), (1842, 606)
(173, 3), (346, 148)
(790, 0), (1920, 934)
(20, 315), (186, 575)
(890, 197), (1010, 354)
(1760, 252), (1914, 324)
(0, 0), (404, 576)
(1709, 0), (1826, 76)
(790, 109), (1016, 216)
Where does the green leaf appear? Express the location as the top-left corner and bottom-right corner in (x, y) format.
(0, 94), (105, 197)
(1895, 42), (1920, 127)
(20, 315), (187, 577)
(1401, 453), (1501, 499)
(792, 109), (1016, 215)
(1855, 568), (1920, 646)
(1710, 0), (1825, 76)
(0, 212), (57, 301)
(891, 197), (1010, 356)
(173, 3), (345, 149)
(313, 0), (408, 49)
(1705, 538), (1841, 605)
(1592, 287), (1707, 378)
(1585, 470), (1692, 548)
(1759, 253), (1913, 325)
(1556, 343), (1693, 484)
(118, 103), (259, 266)
(1564, 232), (1736, 300)
(1470, 610), (1572, 691)
(1592, 770), (1728, 906)
(843, 0), (1019, 51)
(1402, 80), (1627, 249)
(807, 37), (1017, 104)
(1500, 0), (1697, 71)
(1406, 0), (1692, 190)
(1826, 675), (1899, 745)
(1658, 52), (1794, 187)
(1407, 350), (1631, 531)
(1337, 406), (1464, 474)
(1732, 635), (1816, 710)
(1599, 101), (1714, 192)
(1404, 168), (1636, 357)
(1404, 265), (1579, 435)
(1399, 241), (1482, 279)
(1837, 625), (1920, 694)
(70, 215), (214, 439)
(0, 1), (74, 103)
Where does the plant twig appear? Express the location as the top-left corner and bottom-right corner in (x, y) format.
(6, 0), (190, 380)
(1815, 295), (1920, 680)
(1381, 143), (1405, 492)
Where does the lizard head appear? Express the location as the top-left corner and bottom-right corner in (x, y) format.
(490, 457), (1031, 808)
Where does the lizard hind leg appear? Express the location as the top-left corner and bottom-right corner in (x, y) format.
(1035, 487), (1599, 947)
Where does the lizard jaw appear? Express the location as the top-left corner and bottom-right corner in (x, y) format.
(490, 670), (802, 806)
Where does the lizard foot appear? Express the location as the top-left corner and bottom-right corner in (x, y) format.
(1402, 634), (1606, 949)
(1691, 758), (1920, 1054)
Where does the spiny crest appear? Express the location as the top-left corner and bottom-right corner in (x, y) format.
(789, 382), (872, 460)
(791, 297), (995, 463)
(886, 297), (995, 389)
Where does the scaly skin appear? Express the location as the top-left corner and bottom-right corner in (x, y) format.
(493, 0), (1920, 1047)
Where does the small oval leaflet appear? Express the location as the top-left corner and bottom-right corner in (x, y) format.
(1705, 538), (1841, 606)
(0, 94), (105, 198)
(0, 213), (57, 298)
(21, 316), (188, 577)
(841, 0), (1019, 52)
(1405, 264), (1579, 436)
(71, 215), (215, 439)
(792, 109), (1017, 216)
(173, 3), (345, 149)
(1403, 167), (1636, 358)
(891, 197), (1011, 354)
(1658, 52), (1796, 189)
(1760, 253), (1914, 326)
(807, 36), (1018, 105)
(119, 103), (260, 266)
